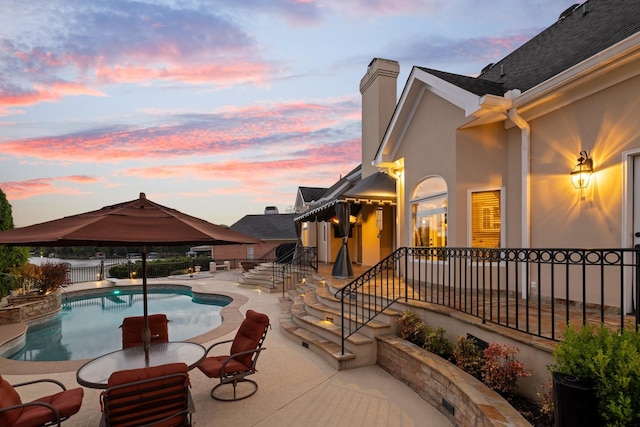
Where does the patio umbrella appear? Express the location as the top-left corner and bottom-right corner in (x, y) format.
(0, 192), (261, 361)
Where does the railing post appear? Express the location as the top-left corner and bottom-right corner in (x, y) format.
(636, 249), (640, 332)
(340, 288), (345, 355)
(404, 248), (408, 302)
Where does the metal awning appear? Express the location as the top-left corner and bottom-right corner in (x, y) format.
(294, 172), (396, 223)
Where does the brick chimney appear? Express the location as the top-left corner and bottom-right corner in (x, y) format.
(359, 58), (399, 179)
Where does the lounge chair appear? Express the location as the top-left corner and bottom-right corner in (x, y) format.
(99, 362), (194, 426)
(0, 375), (84, 427)
(120, 314), (169, 348)
(197, 309), (270, 401)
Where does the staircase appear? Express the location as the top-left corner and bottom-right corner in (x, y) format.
(279, 272), (401, 370)
(238, 263), (282, 293)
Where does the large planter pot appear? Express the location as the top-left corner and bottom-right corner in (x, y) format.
(552, 372), (600, 427)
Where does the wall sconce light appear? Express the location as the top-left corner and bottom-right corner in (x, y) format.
(570, 150), (593, 189)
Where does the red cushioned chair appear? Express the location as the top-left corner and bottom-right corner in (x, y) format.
(0, 375), (84, 427)
(120, 314), (170, 349)
(100, 362), (193, 427)
(197, 309), (270, 401)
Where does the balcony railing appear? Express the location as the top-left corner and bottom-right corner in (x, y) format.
(336, 247), (640, 354)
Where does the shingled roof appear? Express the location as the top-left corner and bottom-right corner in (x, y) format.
(230, 213), (297, 241)
(424, 0), (640, 95)
(299, 187), (327, 203)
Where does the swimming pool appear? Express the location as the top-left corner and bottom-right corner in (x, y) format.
(7, 287), (231, 362)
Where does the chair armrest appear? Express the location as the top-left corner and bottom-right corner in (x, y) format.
(220, 347), (267, 373)
(204, 339), (234, 355)
(0, 401), (62, 426)
(12, 378), (67, 391)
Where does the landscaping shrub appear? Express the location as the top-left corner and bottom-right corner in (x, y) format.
(551, 323), (640, 426)
(453, 336), (484, 379)
(423, 325), (452, 359)
(397, 311), (427, 346)
(482, 342), (531, 397)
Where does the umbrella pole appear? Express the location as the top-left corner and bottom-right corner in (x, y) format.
(142, 245), (150, 363)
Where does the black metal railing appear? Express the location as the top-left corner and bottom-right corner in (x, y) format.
(336, 247), (640, 354)
(278, 246), (318, 297)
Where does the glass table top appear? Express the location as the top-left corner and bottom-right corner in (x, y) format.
(76, 341), (206, 389)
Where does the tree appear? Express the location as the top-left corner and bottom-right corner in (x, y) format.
(0, 188), (29, 273)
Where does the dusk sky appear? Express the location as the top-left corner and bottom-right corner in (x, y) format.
(1, 0), (578, 228)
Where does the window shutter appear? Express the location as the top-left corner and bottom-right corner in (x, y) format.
(471, 190), (501, 248)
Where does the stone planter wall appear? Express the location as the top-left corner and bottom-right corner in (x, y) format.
(0, 292), (61, 324)
(377, 335), (531, 427)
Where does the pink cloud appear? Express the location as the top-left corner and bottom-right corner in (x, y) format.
(0, 98), (360, 163)
(94, 60), (273, 86)
(0, 81), (105, 109)
(0, 175), (98, 200)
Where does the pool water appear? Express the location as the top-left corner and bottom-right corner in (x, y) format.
(8, 288), (230, 362)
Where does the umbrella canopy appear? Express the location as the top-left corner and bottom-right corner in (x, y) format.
(0, 192), (260, 247)
(0, 192), (261, 361)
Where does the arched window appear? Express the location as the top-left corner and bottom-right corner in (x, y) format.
(411, 177), (447, 247)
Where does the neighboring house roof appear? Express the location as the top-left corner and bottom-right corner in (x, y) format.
(299, 187), (327, 203)
(294, 165), (361, 222)
(230, 213), (297, 241)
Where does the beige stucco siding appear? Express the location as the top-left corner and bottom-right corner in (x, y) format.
(394, 92), (465, 247)
(455, 122), (509, 247)
(528, 73), (640, 249)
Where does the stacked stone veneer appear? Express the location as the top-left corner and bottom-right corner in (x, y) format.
(377, 335), (531, 427)
(0, 293), (61, 324)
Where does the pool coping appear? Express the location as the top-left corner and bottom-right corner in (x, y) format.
(0, 278), (248, 375)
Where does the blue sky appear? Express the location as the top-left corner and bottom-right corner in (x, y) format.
(0, 0), (577, 227)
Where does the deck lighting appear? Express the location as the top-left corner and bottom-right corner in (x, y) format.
(570, 151), (593, 189)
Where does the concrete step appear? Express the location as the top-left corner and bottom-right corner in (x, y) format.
(279, 297), (356, 371)
(289, 294), (377, 367)
(307, 281), (403, 330)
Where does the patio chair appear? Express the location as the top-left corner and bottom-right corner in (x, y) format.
(0, 374), (84, 427)
(120, 314), (169, 349)
(100, 362), (194, 427)
(197, 309), (270, 401)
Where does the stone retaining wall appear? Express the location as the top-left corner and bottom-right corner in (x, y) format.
(377, 335), (531, 427)
(0, 293), (61, 324)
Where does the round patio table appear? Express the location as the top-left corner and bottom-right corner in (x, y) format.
(76, 341), (206, 389)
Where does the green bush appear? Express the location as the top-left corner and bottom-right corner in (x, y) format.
(550, 324), (640, 426)
(423, 325), (452, 359)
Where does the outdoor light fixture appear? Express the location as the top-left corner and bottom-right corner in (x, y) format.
(376, 207), (384, 231)
(376, 207), (384, 238)
(570, 150), (593, 189)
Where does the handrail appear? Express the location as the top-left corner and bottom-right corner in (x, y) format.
(335, 249), (407, 354)
(335, 246), (640, 355)
(257, 246), (279, 263)
(277, 246), (318, 297)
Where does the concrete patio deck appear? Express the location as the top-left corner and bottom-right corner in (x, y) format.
(0, 269), (452, 426)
